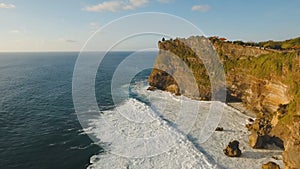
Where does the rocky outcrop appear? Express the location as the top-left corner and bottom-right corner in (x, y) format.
(262, 162), (280, 169)
(215, 127), (224, 131)
(148, 36), (300, 169)
(149, 37), (217, 100)
(148, 68), (180, 95)
(223, 140), (242, 157)
(247, 116), (284, 149)
(281, 120), (300, 169)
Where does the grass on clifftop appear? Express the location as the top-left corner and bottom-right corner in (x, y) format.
(158, 37), (300, 124)
(220, 48), (300, 124)
(230, 37), (300, 50)
(158, 39), (211, 98)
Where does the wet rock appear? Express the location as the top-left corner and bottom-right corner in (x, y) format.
(223, 140), (242, 157)
(262, 161), (280, 169)
(215, 127), (224, 131)
(245, 123), (252, 131)
(166, 84), (180, 96)
(282, 119), (300, 169)
(272, 156), (280, 160)
(147, 86), (157, 91)
(249, 132), (270, 148)
(248, 117), (284, 149)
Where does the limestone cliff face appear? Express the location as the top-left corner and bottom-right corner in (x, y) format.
(148, 36), (300, 169)
(226, 75), (291, 113)
(149, 37), (216, 100)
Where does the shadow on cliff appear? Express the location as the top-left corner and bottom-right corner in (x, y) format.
(225, 88), (242, 103)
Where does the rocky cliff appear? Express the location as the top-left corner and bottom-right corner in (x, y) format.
(148, 36), (300, 169)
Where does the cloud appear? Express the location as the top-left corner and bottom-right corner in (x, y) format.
(9, 30), (21, 34)
(192, 5), (210, 12)
(65, 40), (77, 43)
(128, 0), (149, 7)
(89, 22), (101, 29)
(84, 0), (149, 12)
(0, 3), (15, 9)
(58, 38), (77, 43)
(9, 28), (27, 34)
(157, 0), (173, 3)
(89, 22), (101, 32)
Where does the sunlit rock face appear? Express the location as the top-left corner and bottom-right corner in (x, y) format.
(148, 36), (300, 169)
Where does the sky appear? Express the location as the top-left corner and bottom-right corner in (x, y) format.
(0, 0), (300, 51)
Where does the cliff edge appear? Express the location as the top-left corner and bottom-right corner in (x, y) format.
(148, 36), (300, 169)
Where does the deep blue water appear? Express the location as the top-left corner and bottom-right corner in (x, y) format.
(0, 52), (156, 169)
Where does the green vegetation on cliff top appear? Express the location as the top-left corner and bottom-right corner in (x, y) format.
(158, 38), (211, 99)
(152, 36), (300, 169)
(228, 37), (300, 50)
(216, 39), (300, 124)
(157, 37), (300, 124)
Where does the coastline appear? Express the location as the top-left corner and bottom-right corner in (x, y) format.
(227, 102), (256, 118)
(88, 84), (284, 169)
(148, 36), (299, 168)
(200, 101), (284, 169)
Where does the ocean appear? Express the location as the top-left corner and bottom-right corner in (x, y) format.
(0, 52), (283, 169)
(0, 52), (156, 169)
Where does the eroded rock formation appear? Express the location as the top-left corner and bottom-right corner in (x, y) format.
(148, 36), (300, 169)
(223, 140), (242, 157)
(262, 161), (280, 169)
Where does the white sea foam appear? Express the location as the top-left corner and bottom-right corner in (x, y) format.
(86, 82), (284, 169)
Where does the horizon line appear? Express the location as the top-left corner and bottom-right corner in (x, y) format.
(0, 50), (159, 53)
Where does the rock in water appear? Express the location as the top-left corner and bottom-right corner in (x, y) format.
(262, 161), (280, 169)
(223, 140), (242, 157)
(248, 117), (284, 149)
(147, 86), (156, 91)
(248, 117), (271, 148)
(249, 132), (269, 148)
(215, 127), (224, 131)
(248, 118), (254, 122)
(165, 84), (180, 96)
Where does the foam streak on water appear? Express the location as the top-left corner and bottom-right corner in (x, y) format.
(86, 83), (218, 169)
(86, 82), (284, 169)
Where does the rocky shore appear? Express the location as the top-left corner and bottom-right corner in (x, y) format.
(148, 36), (300, 169)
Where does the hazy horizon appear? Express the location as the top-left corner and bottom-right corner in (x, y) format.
(1, 0), (300, 52)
